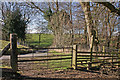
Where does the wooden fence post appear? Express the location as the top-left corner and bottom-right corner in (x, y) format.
(72, 45), (77, 69)
(118, 49), (120, 68)
(89, 47), (93, 69)
(102, 46), (105, 52)
(103, 46), (105, 59)
(10, 33), (18, 72)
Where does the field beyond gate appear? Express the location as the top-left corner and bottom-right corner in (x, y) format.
(18, 47), (73, 71)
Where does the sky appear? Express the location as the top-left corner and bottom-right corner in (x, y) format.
(26, 13), (52, 33)
(1, 1), (119, 34)
(0, 0), (120, 2)
(26, 1), (120, 34)
(27, 14), (46, 33)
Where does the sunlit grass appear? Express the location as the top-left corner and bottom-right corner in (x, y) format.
(0, 65), (11, 69)
(25, 33), (54, 48)
(44, 51), (72, 70)
(0, 40), (31, 54)
(0, 40), (9, 49)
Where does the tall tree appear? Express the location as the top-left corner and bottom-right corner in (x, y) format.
(80, 2), (98, 51)
(2, 8), (27, 41)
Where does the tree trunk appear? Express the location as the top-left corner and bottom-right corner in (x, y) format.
(70, 2), (74, 46)
(80, 2), (94, 51)
(117, 2), (120, 49)
(84, 24), (87, 46)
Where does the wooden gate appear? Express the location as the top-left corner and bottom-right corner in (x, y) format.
(18, 47), (73, 70)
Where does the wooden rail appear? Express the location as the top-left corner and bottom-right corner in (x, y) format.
(76, 51), (120, 70)
(77, 55), (118, 57)
(17, 44), (119, 70)
(18, 47), (73, 50)
(18, 57), (72, 62)
(0, 43), (10, 57)
(77, 61), (120, 65)
(17, 46), (73, 70)
(18, 54), (71, 58)
(77, 51), (119, 54)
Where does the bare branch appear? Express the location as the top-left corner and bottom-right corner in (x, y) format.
(96, 2), (120, 15)
(26, 2), (46, 13)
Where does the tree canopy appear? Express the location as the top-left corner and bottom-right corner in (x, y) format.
(2, 8), (27, 41)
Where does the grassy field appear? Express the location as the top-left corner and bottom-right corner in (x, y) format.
(47, 52), (72, 70)
(0, 40), (10, 52)
(0, 33), (54, 49)
(0, 33), (54, 54)
(0, 40), (29, 54)
(25, 33), (54, 48)
(0, 40), (10, 49)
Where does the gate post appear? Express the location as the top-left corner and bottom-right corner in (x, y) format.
(117, 49), (120, 79)
(103, 46), (105, 60)
(72, 45), (77, 69)
(10, 33), (18, 72)
(102, 46), (105, 52)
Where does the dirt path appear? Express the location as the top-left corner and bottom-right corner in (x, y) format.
(1, 59), (119, 80)
(0, 52), (47, 60)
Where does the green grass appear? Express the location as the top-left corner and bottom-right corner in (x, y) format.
(0, 40), (30, 54)
(0, 33), (54, 53)
(48, 59), (71, 70)
(46, 51), (72, 70)
(0, 40), (10, 52)
(0, 40), (9, 49)
(0, 65), (11, 69)
(0, 40), (29, 49)
(25, 33), (54, 48)
(29, 50), (72, 71)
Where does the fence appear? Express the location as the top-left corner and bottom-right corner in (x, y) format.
(0, 43), (10, 57)
(17, 47), (73, 70)
(2, 33), (119, 73)
(0, 34), (18, 72)
(1, 33), (73, 72)
(72, 45), (120, 70)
